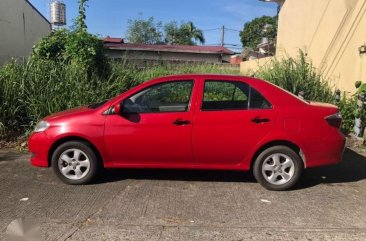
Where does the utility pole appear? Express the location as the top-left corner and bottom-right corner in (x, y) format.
(221, 25), (225, 47)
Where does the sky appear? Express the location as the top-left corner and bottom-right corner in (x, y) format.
(29, 0), (278, 52)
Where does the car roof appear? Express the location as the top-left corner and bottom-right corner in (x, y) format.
(159, 73), (252, 79)
(154, 74), (262, 83)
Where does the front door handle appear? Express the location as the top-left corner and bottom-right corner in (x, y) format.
(251, 117), (270, 124)
(173, 119), (191, 126)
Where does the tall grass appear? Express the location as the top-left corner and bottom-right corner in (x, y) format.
(0, 59), (238, 139)
(0, 51), (356, 140)
(255, 51), (335, 103)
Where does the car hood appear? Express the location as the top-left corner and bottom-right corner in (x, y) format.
(44, 106), (91, 121)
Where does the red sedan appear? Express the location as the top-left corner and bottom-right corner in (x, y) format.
(28, 74), (345, 190)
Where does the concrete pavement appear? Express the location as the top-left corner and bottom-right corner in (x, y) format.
(0, 148), (366, 241)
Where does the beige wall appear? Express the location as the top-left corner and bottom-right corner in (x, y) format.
(0, 0), (51, 65)
(240, 57), (273, 75)
(241, 0), (366, 93)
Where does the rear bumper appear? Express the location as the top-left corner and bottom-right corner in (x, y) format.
(28, 132), (53, 167)
(304, 130), (346, 168)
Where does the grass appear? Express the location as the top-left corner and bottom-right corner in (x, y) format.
(0, 59), (239, 139)
(0, 51), (357, 140)
(254, 51), (335, 103)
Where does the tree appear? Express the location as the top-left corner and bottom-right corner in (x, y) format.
(32, 0), (109, 77)
(164, 21), (205, 45)
(126, 17), (163, 44)
(240, 16), (278, 48)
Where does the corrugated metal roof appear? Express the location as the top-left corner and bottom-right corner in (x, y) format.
(104, 36), (124, 43)
(104, 43), (234, 55)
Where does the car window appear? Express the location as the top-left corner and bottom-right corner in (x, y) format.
(202, 80), (272, 111)
(122, 80), (193, 113)
(249, 87), (272, 109)
(202, 81), (249, 111)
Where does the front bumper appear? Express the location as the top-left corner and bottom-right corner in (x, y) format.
(28, 132), (53, 167)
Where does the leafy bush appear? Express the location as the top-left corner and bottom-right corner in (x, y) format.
(32, 30), (109, 78)
(338, 96), (355, 134)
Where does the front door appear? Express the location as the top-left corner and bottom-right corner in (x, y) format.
(192, 79), (276, 166)
(104, 80), (195, 166)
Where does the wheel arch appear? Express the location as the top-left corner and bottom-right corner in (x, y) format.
(250, 140), (306, 170)
(48, 136), (104, 168)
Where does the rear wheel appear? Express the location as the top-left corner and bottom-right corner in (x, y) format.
(253, 146), (303, 191)
(51, 141), (98, 185)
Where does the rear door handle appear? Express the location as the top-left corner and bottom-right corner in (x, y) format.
(251, 117), (270, 124)
(173, 119), (191, 126)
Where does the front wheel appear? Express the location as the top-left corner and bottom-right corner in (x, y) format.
(253, 146), (303, 191)
(51, 141), (99, 185)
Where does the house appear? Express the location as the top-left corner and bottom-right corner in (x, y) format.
(241, 0), (366, 92)
(0, 0), (51, 65)
(103, 38), (235, 64)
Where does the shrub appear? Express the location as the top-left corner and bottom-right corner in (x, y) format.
(32, 29), (109, 78)
(338, 96), (355, 134)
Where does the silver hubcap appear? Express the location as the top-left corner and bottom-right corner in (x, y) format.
(58, 149), (90, 180)
(262, 153), (295, 185)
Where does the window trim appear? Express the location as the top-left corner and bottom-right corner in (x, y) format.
(122, 80), (195, 114)
(200, 80), (272, 112)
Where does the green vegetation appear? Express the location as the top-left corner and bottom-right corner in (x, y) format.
(0, 60), (238, 140)
(255, 51), (334, 103)
(126, 17), (164, 45)
(0, 49), (360, 140)
(240, 16), (278, 49)
(32, 0), (108, 78)
(126, 16), (205, 45)
(164, 21), (205, 45)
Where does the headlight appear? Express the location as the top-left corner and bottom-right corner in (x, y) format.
(34, 121), (50, 133)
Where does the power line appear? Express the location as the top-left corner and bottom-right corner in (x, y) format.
(225, 28), (241, 32)
(202, 28), (221, 32)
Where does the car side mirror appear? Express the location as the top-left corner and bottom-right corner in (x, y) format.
(112, 103), (121, 115)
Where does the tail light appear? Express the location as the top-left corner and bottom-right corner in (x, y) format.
(325, 112), (342, 128)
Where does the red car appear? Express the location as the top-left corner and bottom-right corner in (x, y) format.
(28, 74), (345, 190)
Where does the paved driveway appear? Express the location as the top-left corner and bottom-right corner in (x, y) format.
(0, 148), (366, 241)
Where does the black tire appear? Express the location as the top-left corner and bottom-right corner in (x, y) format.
(51, 141), (99, 185)
(253, 145), (303, 191)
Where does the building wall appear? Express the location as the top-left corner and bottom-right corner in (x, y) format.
(0, 0), (51, 65)
(240, 57), (273, 75)
(240, 0), (366, 93)
(105, 49), (229, 64)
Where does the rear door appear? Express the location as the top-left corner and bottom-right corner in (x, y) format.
(192, 79), (277, 166)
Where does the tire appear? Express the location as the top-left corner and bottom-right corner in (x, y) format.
(51, 141), (99, 185)
(253, 145), (303, 191)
